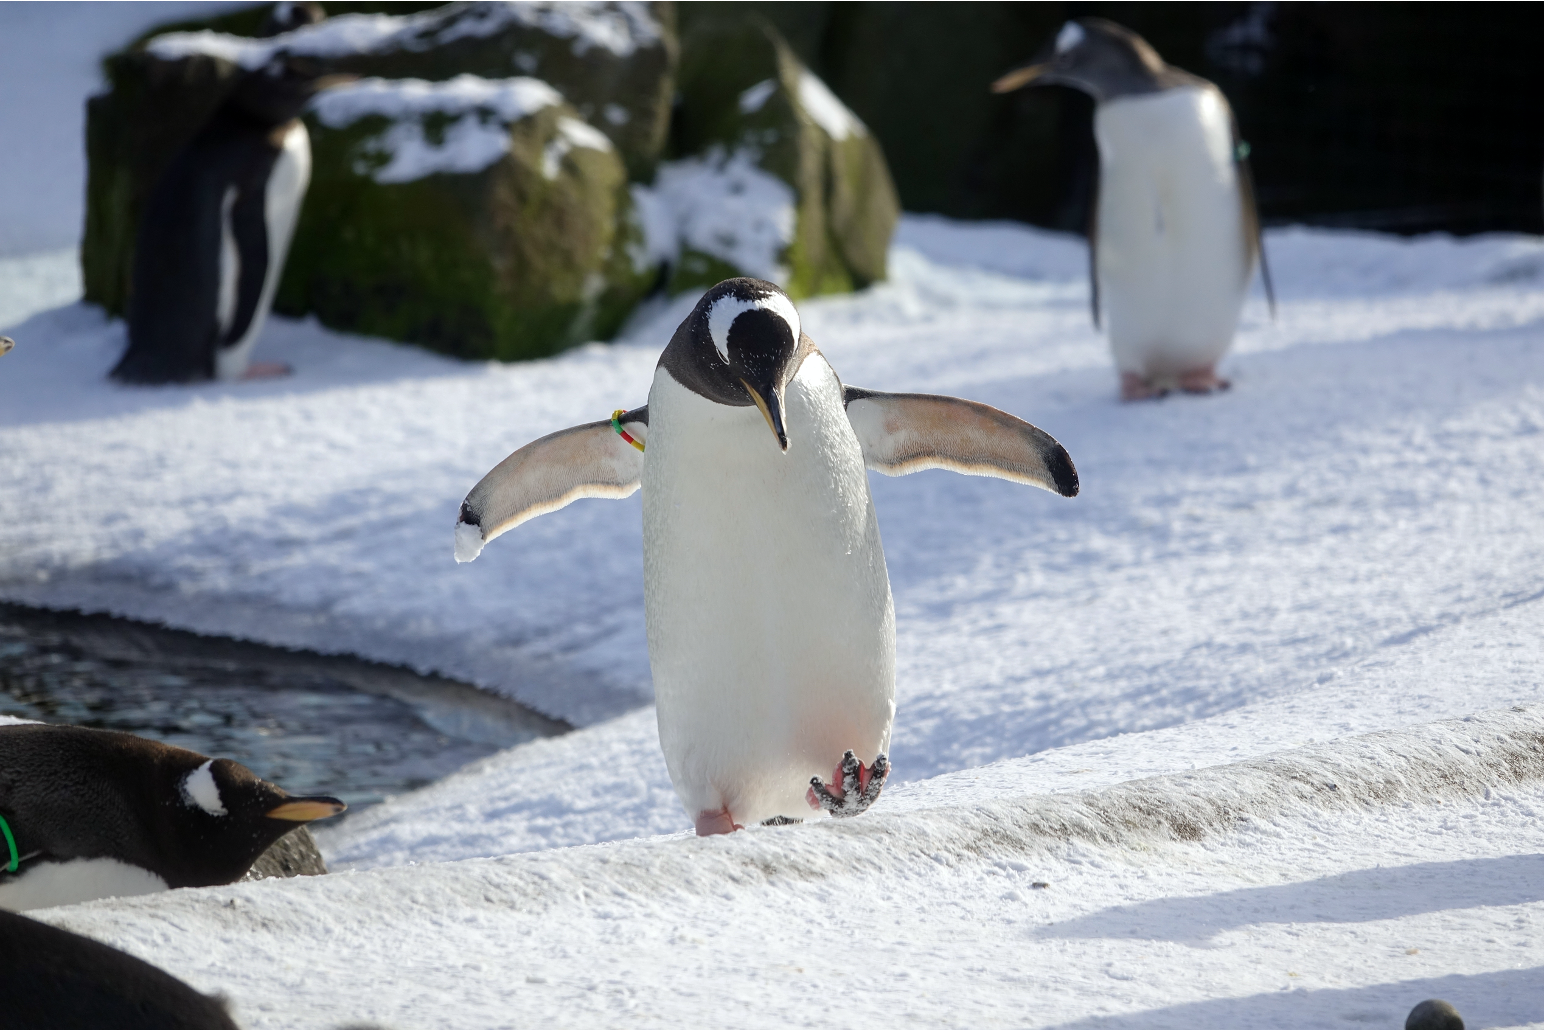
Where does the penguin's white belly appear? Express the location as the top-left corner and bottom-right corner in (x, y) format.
(215, 121), (311, 381)
(0, 857), (167, 912)
(643, 355), (895, 825)
(1094, 86), (1251, 379)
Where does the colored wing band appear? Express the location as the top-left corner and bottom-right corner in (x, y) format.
(611, 409), (645, 453)
(0, 813), (17, 873)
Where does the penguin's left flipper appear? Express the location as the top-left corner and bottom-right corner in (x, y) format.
(807, 750), (889, 818)
(455, 406), (648, 562)
(843, 387), (1079, 497)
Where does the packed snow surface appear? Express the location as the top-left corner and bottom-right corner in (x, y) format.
(4, 21), (1544, 1012)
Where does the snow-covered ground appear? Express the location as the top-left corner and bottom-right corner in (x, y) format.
(3, 6), (1544, 1028)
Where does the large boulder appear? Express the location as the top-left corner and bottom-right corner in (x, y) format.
(641, 14), (898, 299)
(82, 1), (673, 359)
(285, 74), (648, 359)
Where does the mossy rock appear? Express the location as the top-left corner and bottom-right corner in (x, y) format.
(81, 1), (674, 358)
(661, 14), (898, 300)
(279, 82), (651, 361)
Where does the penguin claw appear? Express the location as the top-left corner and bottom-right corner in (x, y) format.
(806, 750), (888, 818)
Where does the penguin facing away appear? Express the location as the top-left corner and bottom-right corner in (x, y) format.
(111, 56), (343, 384)
(455, 278), (1078, 835)
(0, 908), (240, 1030)
(0, 723), (345, 911)
(993, 18), (1275, 401)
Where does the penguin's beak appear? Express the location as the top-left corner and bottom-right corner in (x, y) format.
(265, 796), (347, 822)
(991, 62), (1050, 93)
(739, 378), (788, 452)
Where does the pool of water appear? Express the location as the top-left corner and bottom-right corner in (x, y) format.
(0, 604), (569, 814)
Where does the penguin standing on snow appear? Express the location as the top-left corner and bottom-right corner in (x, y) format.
(0, 723), (344, 911)
(993, 18), (1274, 400)
(454, 278), (1078, 835)
(111, 53), (338, 384)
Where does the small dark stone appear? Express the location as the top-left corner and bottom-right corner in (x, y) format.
(1407, 998), (1464, 1030)
(243, 826), (328, 881)
(1031, 881), (1050, 889)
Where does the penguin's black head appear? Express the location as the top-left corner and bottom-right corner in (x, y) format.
(160, 752), (345, 887)
(229, 55), (354, 127)
(992, 19), (1169, 102)
(658, 278), (809, 452)
(259, 0), (326, 37)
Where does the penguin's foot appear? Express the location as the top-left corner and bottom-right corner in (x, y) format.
(1119, 373), (1170, 402)
(1177, 368), (1230, 394)
(694, 806), (744, 836)
(240, 361), (292, 380)
(807, 750), (889, 818)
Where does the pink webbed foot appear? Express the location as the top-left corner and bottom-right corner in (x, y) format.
(806, 750), (889, 818)
(1120, 372), (1169, 402)
(1176, 367), (1231, 394)
(694, 806), (743, 836)
(240, 361), (292, 380)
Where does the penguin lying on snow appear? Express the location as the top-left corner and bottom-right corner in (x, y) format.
(0, 908), (240, 1030)
(111, 56), (345, 385)
(0, 723), (344, 911)
(994, 18), (1275, 401)
(455, 278), (1078, 835)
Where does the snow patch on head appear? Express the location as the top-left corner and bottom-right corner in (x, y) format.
(455, 520), (486, 563)
(181, 760), (228, 817)
(738, 78), (777, 115)
(706, 291), (801, 364)
(1056, 21), (1085, 54)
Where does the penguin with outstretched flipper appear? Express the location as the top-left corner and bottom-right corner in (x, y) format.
(454, 278), (1078, 835)
(994, 19), (1275, 401)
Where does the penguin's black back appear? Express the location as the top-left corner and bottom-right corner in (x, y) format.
(113, 109), (284, 384)
(0, 908), (240, 1030)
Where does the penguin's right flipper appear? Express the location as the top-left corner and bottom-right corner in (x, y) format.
(843, 388), (1078, 497)
(455, 406), (648, 562)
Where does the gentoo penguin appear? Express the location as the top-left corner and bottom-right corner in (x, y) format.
(0, 723), (344, 911)
(454, 278), (1078, 835)
(1406, 999), (1465, 1030)
(993, 18), (1275, 400)
(0, 908), (239, 1030)
(110, 56), (341, 384)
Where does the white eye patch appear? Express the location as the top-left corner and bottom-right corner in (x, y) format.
(706, 291), (801, 364)
(181, 760), (228, 816)
(1055, 21), (1085, 54)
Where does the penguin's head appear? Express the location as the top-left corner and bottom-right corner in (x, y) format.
(660, 278), (808, 452)
(230, 56), (356, 126)
(991, 19), (1168, 102)
(164, 754), (345, 886)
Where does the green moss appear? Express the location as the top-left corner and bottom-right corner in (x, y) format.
(279, 103), (647, 361)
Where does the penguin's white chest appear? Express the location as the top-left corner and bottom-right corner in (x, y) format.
(1094, 86), (1251, 377)
(214, 120), (312, 380)
(642, 355), (895, 825)
(0, 857), (167, 912)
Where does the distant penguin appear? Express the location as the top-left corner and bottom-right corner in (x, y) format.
(993, 18), (1275, 400)
(453, 278), (1078, 834)
(0, 336), (13, 357)
(0, 723), (344, 911)
(0, 908), (240, 1030)
(111, 55), (339, 384)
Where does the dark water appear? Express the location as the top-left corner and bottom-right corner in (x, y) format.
(0, 604), (569, 814)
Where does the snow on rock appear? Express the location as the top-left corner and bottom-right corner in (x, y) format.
(797, 68), (865, 140)
(310, 75), (566, 183)
(40, 708), (1544, 1030)
(631, 148), (798, 283)
(147, 1), (663, 68)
